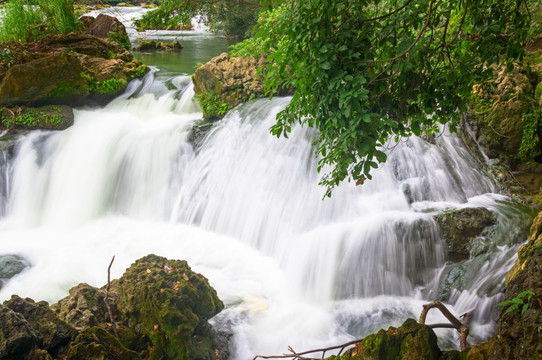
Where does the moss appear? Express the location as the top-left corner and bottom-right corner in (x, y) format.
(107, 28), (131, 51)
(66, 327), (141, 360)
(112, 254), (224, 360)
(47, 82), (85, 98)
(1, 105), (70, 130)
(125, 61), (149, 80)
(196, 91), (232, 120)
(327, 319), (441, 360)
(86, 78), (128, 95)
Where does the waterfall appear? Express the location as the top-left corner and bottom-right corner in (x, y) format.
(0, 71), (534, 358)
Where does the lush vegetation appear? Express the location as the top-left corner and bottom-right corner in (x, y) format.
(133, 0), (261, 37)
(231, 0), (531, 196)
(0, 0), (80, 43)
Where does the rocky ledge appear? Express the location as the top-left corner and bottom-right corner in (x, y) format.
(192, 53), (266, 119)
(0, 255), (226, 360)
(0, 15), (147, 133)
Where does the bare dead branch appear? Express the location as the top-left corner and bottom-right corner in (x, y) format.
(254, 301), (474, 359)
(104, 255), (119, 339)
(419, 301), (470, 351)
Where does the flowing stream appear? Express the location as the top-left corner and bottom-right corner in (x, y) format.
(0, 7), (537, 359)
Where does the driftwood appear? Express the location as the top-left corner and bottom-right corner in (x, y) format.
(104, 255), (119, 339)
(253, 301), (472, 360)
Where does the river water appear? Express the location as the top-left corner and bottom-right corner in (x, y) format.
(0, 7), (536, 359)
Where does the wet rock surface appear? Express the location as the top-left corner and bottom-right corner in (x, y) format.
(434, 207), (496, 259)
(1, 255), (226, 360)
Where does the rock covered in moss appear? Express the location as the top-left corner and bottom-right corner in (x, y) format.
(51, 283), (111, 330)
(486, 211), (542, 359)
(0, 303), (41, 359)
(111, 254), (224, 360)
(0, 105), (74, 132)
(434, 207), (496, 259)
(66, 327), (140, 360)
(192, 53), (266, 119)
(134, 40), (182, 51)
(0, 33), (148, 107)
(466, 63), (536, 168)
(4, 296), (77, 356)
(327, 319), (441, 360)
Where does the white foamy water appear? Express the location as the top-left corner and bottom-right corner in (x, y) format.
(0, 71), (534, 358)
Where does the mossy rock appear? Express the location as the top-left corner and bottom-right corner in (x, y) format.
(4, 295), (77, 356)
(51, 283), (111, 330)
(0, 105), (74, 131)
(326, 319), (442, 360)
(66, 327), (141, 360)
(111, 254), (224, 360)
(0, 304), (41, 360)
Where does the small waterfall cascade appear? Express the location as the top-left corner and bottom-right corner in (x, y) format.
(0, 70), (535, 357)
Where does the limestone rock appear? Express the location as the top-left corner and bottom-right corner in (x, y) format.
(4, 296), (77, 356)
(66, 327), (140, 360)
(0, 33), (148, 108)
(134, 40), (182, 51)
(192, 53), (267, 119)
(328, 318), (442, 360)
(85, 14), (131, 50)
(434, 207), (496, 259)
(0, 304), (41, 360)
(467, 64), (534, 168)
(0, 254), (28, 280)
(111, 254), (224, 360)
(51, 283), (110, 330)
(0, 52), (84, 105)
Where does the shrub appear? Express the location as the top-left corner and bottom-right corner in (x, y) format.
(0, 0), (80, 43)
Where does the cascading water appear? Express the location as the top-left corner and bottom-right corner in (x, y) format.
(0, 7), (536, 359)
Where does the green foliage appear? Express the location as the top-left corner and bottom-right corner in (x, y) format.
(196, 91), (231, 119)
(134, 0), (260, 38)
(519, 107), (542, 166)
(246, 0), (530, 196)
(84, 77), (128, 95)
(0, 0), (80, 43)
(498, 290), (536, 316)
(1, 106), (64, 129)
(133, 0), (194, 31)
(525, 0), (542, 43)
(107, 29), (130, 50)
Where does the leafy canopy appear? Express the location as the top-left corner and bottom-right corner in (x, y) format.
(241, 0), (529, 196)
(134, 0), (261, 37)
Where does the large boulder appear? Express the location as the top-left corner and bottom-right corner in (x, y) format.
(85, 14), (131, 50)
(434, 207), (496, 260)
(0, 304), (41, 360)
(4, 296), (77, 356)
(111, 254), (224, 360)
(0, 33), (147, 107)
(52, 255), (225, 359)
(192, 53), (265, 119)
(327, 318), (442, 360)
(466, 63), (537, 169)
